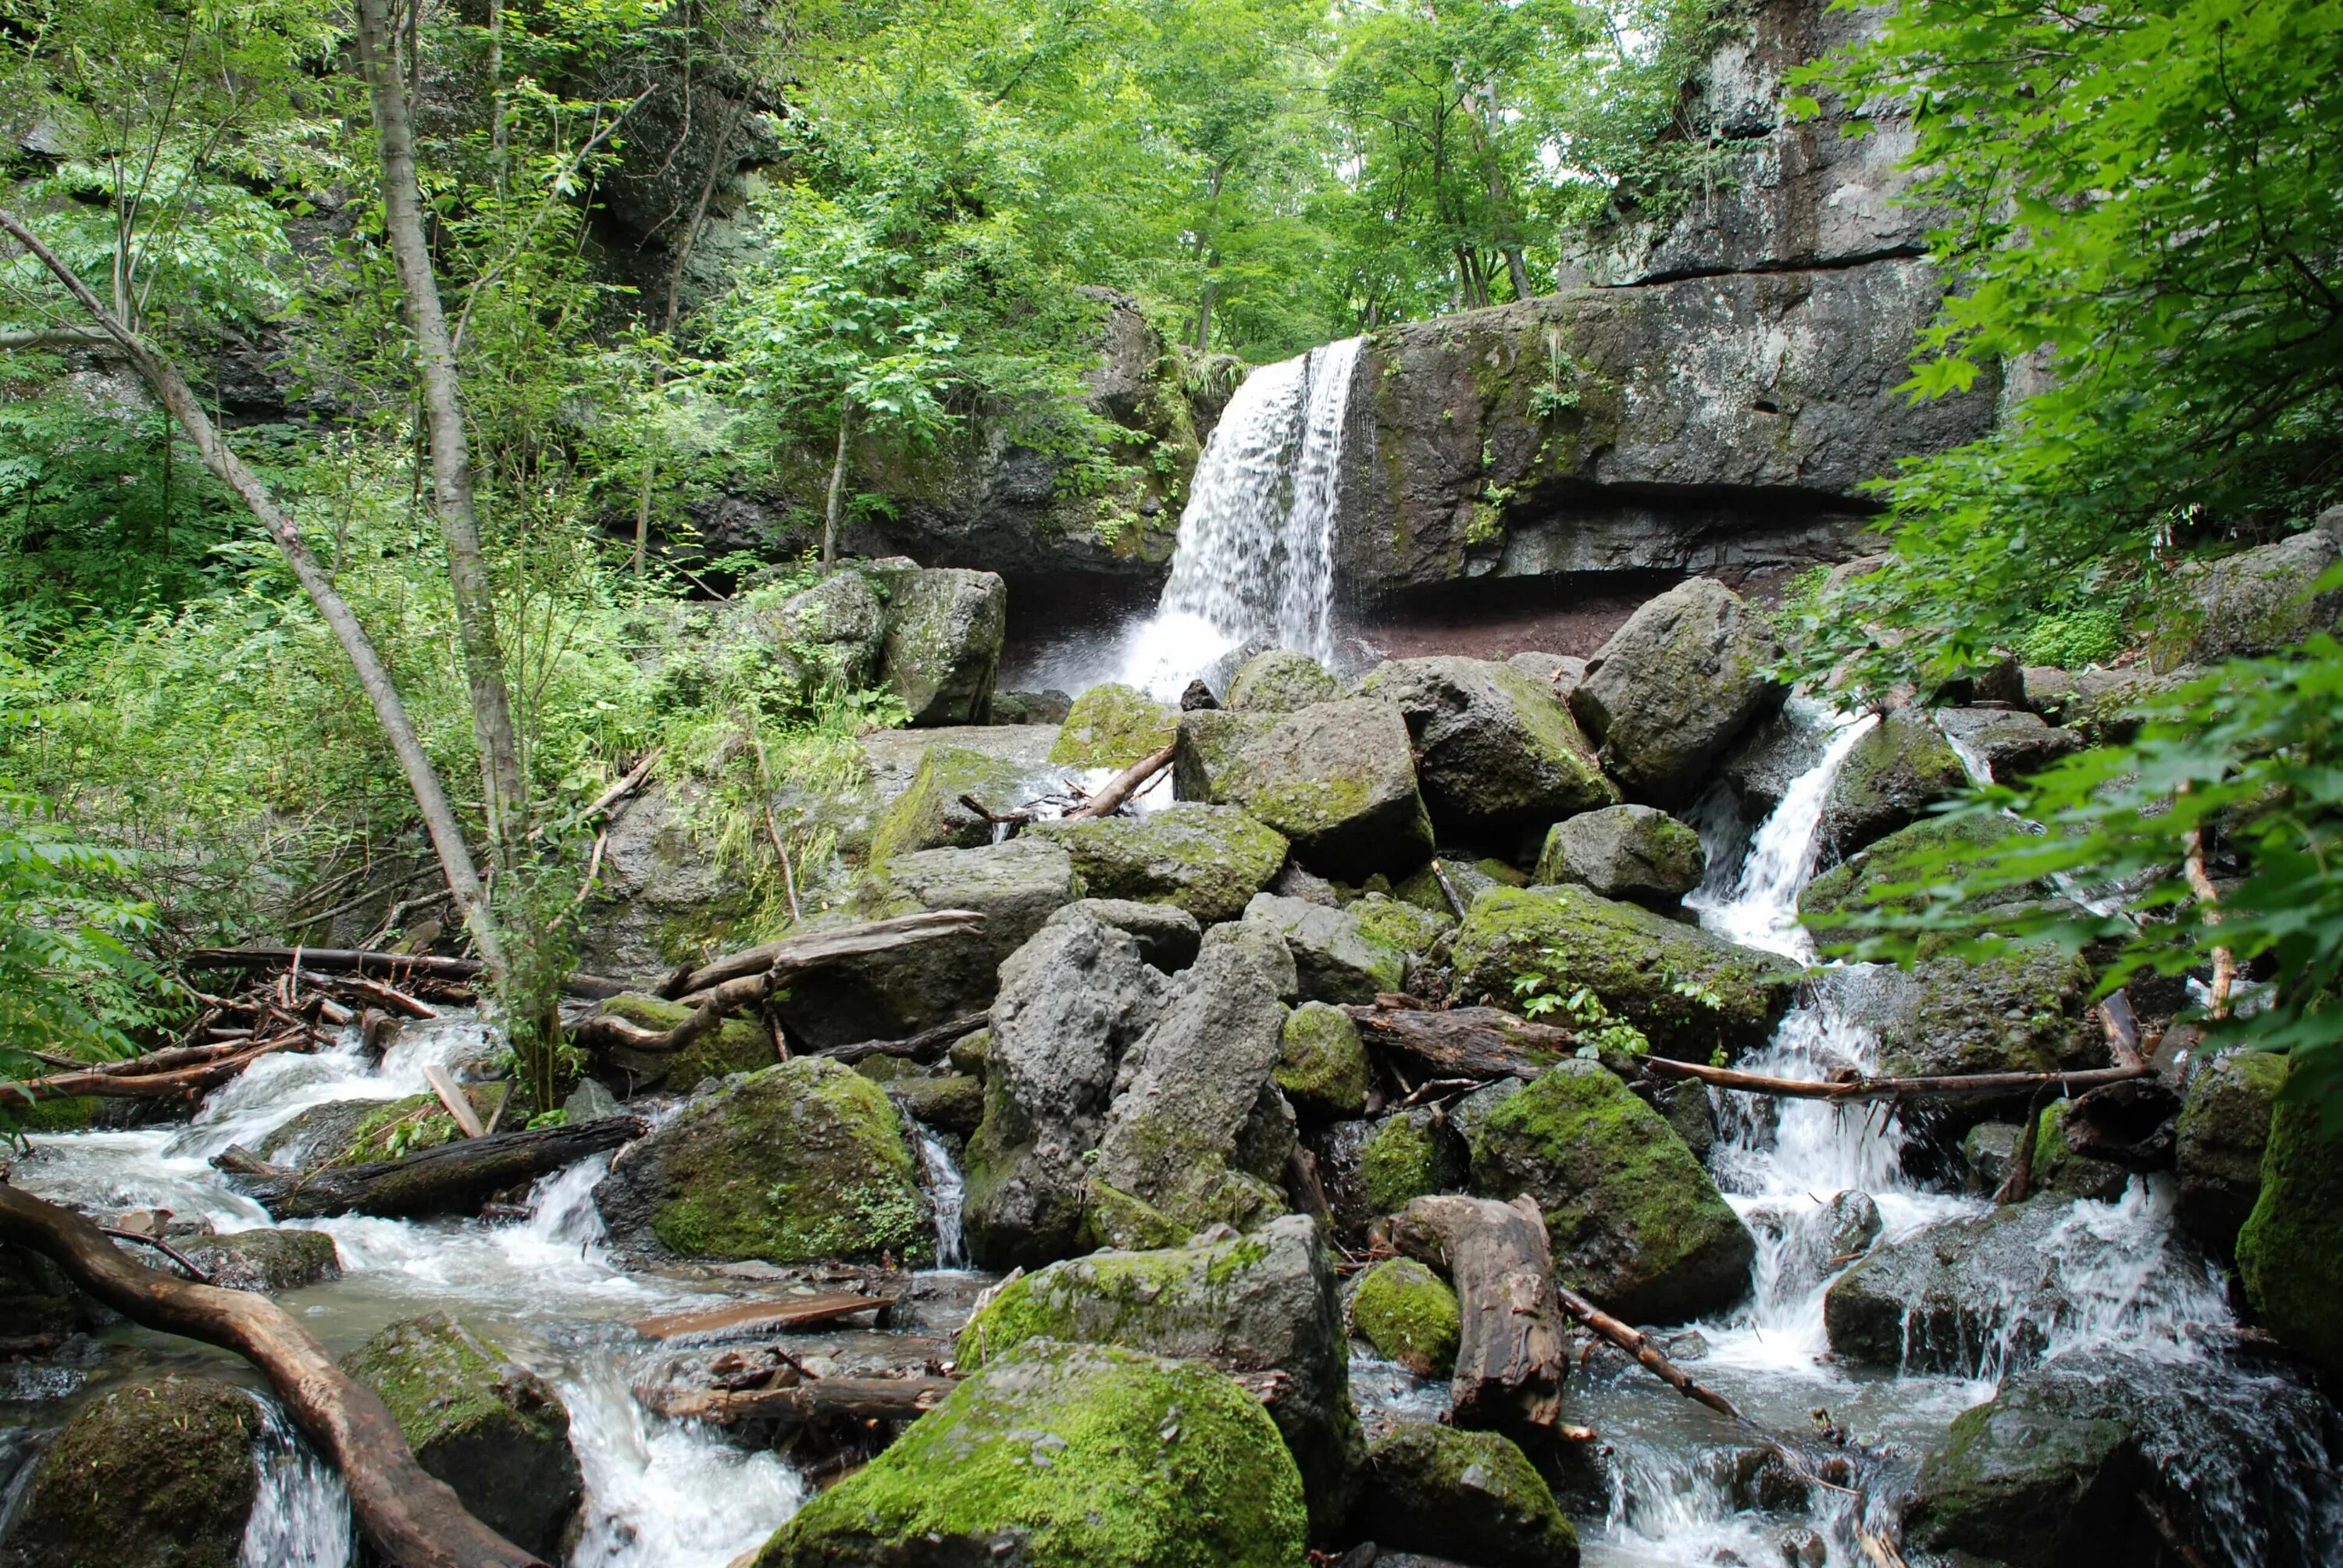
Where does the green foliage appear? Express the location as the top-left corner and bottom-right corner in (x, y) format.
(1513, 946), (1650, 1057)
(0, 795), (173, 1067)
(2014, 604), (2130, 671)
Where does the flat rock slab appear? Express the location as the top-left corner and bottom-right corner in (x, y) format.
(632, 1291), (894, 1343)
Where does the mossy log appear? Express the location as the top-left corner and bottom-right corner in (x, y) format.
(0, 1181), (543, 1568)
(1635, 1056), (2155, 1103)
(641, 1374), (959, 1430)
(1341, 1003), (1575, 1082)
(219, 1115), (645, 1219)
(1389, 1194), (1568, 1441)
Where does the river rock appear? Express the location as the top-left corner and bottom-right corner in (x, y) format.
(1048, 682), (1175, 768)
(594, 1057), (931, 1264)
(1225, 649), (1343, 714)
(1932, 706), (2083, 783)
(2174, 1049), (2286, 1258)
(253, 1086), (501, 1168)
(1867, 947), (2105, 1084)
(1042, 896), (1202, 970)
(180, 1229), (341, 1293)
(879, 1070), (985, 1137)
(1452, 885), (1799, 1059)
(1814, 711), (1970, 864)
(342, 1313), (583, 1559)
(964, 911), (1164, 1267)
(1719, 706), (1831, 817)
(761, 568), (887, 687)
(954, 1214), (1364, 1534)
(2152, 529), (2343, 665)
(1243, 893), (1407, 1004)
(1277, 1001), (1371, 1121)
(1797, 814), (2049, 947)
(1361, 1106), (1467, 1217)
(1173, 700), (1434, 882)
(1466, 1060), (1754, 1323)
(1353, 1424), (1580, 1568)
(1029, 801), (1287, 924)
(1347, 1256), (1460, 1377)
(1089, 921), (1298, 1246)
(586, 991), (773, 1092)
(868, 743), (1038, 857)
(990, 687), (1072, 725)
(1532, 804), (1706, 909)
(2237, 1092), (2343, 1374)
(1360, 656), (1615, 834)
(868, 564), (1007, 725)
(1569, 579), (1784, 807)
(5, 1377), (258, 1568)
(2027, 1099), (2130, 1202)
(751, 1339), (1307, 1568)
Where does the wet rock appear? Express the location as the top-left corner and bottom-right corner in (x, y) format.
(1042, 896), (1202, 971)
(1745, 1191), (1881, 1303)
(1048, 682), (1176, 768)
(1720, 706), (1831, 818)
(1225, 649), (1343, 715)
(1179, 678), (1219, 711)
(1570, 579), (1784, 807)
(2059, 1079), (2180, 1172)
(955, 1214), (1363, 1534)
(342, 1313), (583, 1559)
(2237, 1091), (2343, 1374)
(1395, 856), (1525, 918)
(1507, 650), (1587, 700)
(990, 687), (1073, 725)
(1452, 885), (1799, 1058)
(868, 743), (1039, 857)
(1173, 700), (1432, 882)
(2027, 1100), (2130, 1202)
(1089, 921), (1298, 1246)
(1653, 1078), (1717, 1163)
(1278, 1001), (1371, 1121)
(1311, 1120), (1376, 1236)
(563, 1076), (623, 1124)
(1933, 707), (2084, 783)
(1867, 947), (2105, 1085)
(1360, 656), (1615, 837)
(6, 1376), (258, 1568)
(1814, 711), (1970, 865)
(181, 1229), (341, 1293)
(1029, 801), (1288, 925)
(2174, 1049), (2285, 1258)
(1961, 1121), (2023, 1194)
(868, 564), (1007, 725)
(752, 1339), (1307, 1568)
(963, 911), (1163, 1268)
(1797, 814), (2054, 948)
(1904, 1369), (2152, 1568)
(1354, 1424), (1580, 1568)
(594, 1057), (930, 1264)
(253, 1087), (501, 1168)
(586, 991), (774, 1092)
(1361, 1106), (1467, 1217)
(882, 1071), (986, 1137)
(2152, 529), (2343, 665)
(1466, 1060), (1754, 1323)
(1245, 893), (1407, 1005)
(1346, 1257), (1460, 1377)
(1532, 804), (1706, 910)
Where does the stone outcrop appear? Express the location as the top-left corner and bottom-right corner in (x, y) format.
(1932, 706), (2083, 783)
(866, 563), (1007, 725)
(1798, 814), (2052, 948)
(1570, 578), (1785, 806)
(1225, 650), (1343, 714)
(2174, 1049), (2286, 1258)
(2152, 529), (2343, 665)
(1173, 700), (1433, 882)
(180, 1228), (342, 1294)
(1532, 804), (1706, 909)
(1359, 657), (1615, 836)
(1353, 1424), (1581, 1568)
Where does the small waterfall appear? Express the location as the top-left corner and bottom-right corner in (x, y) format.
(911, 1123), (968, 1270)
(239, 1395), (353, 1568)
(1686, 708), (1878, 960)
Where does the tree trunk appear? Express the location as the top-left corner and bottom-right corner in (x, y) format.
(0, 208), (500, 972)
(1341, 1004), (1576, 1082)
(1389, 1194), (1568, 1441)
(1503, 246), (1532, 301)
(351, 0), (527, 867)
(658, 908), (988, 1002)
(0, 1182), (544, 1567)
(1194, 276), (1214, 352)
(822, 404), (854, 569)
(642, 1375), (958, 1431)
(219, 1116), (645, 1220)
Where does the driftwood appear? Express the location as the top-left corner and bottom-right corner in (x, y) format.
(1389, 1195), (1568, 1438)
(0, 1181), (543, 1567)
(643, 1374), (957, 1431)
(817, 1013), (991, 1067)
(219, 1116), (644, 1219)
(422, 1064), (485, 1139)
(632, 1292), (894, 1342)
(1, 1035), (310, 1110)
(1995, 1085), (2057, 1205)
(1635, 1057), (2157, 1103)
(1342, 1004), (1575, 1082)
(1064, 743), (1175, 821)
(1552, 1281), (1742, 1421)
(187, 946), (627, 1000)
(658, 909), (988, 1002)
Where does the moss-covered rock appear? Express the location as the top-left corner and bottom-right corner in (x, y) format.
(1568, 578), (1782, 807)
(757, 568), (889, 688)
(865, 564), (1007, 725)
(261, 1085), (508, 1169)
(2028, 1099), (2129, 1202)
(181, 1228), (341, 1293)
(1453, 885), (1799, 1059)
(593, 1057), (930, 1264)
(7, 1377), (258, 1568)
(1176, 700), (1434, 882)
(590, 991), (773, 1092)
(954, 1215), (1363, 1535)
(869, 743), (1039, 859)
(342, 1312), (582, 1558)
(1360, 1107), (1464, 1217)
(2236, 1090), (2343, 1374)
(880, 1071), (986, 1136)
(1244, 893), (1407, 1005)
(1815, 711), (1970, 864)
(1029, 802), (1287, 924)
(1277, 1001), (1371, 1121)
(1903, 1365), (2149, 1568)
(1798, 814), (2046, 948)
(1050, 682), (1178, 768)
(1870, 946), (2104, 1085)
(1347, 1257), (1460, 1376)
(754, 1339), (1308, 1568)
(1532, 804), (1706, 909)
(2175, 1049), (2287, 1259)
(1225, 650), (1343, 715)
(1361, 656), (1615, 834)
(1354, 1424), (1580, 1568)
(1395, 857), (1525, 917)
(1467, 1060), (1753, 1323)
(2152, 530), (2343, 665)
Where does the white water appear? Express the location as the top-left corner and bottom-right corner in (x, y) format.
(911, 1123), (968, 1269)
(1685, 705), (1878, 961)
(240, 1395), (353, 1568)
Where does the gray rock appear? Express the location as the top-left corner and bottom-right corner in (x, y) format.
(2021, 665), (2079, 720)
(1719, 705), (1831, 817)
(2153, 530), (2343, 664)
(868, 565), (1007, 725)
(5, 1377), (259, 1567)
(1506, 650), (1587, 700)
(761, 569), (886, 687)
(1866, 947), (2106, 1088)
(1532, 804), (1706, 909)
(181, 1229), (341, 1293)
(1932, 707), (2084, 784)
(1961, 1121), (2024, 1195)
(1225, 649), (1343, 714)
(1042, 896), (1201, 971)
(989, 687), (1072, 725)
(563, 1076), (624, 1124)
(1277, 1001), (1371, 1122)
(1360, 656), (1615, 834)
(1356, 1424), (1581, 1568)
(1173, 699), (1433, 882)
(1243, 893), (1408, 1004)
(1814, 711), (1970, 864)
(1571, 579), (1785, 807)
(867, 743), (1043, 857)
(1798, 814), (2057, 950)
(1027, 800), (1289, 924)
(1742, 1190), (1879, 1306)
(2174, 1049), (2287, 1259)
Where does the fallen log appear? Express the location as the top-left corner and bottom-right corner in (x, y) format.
(2, 1035), (308, 1110)
(1633, 1057), (2156, 1103)
(187, 945), (628, 1000)
(570, 968), (785, 1060)
(0, 1181), (543, 1568)
(1552, 1281), (1741, 1422)
(817, 1012), (991, 1066)
(1064, 742), (1175, 821)
(643, 1374), (958, 1431)
(217, 1115), (644, 1219)
(1342, 1004), (1576, 1082)
(422, 1064), (485, 1139)
(1389, 1194), (1568, 1439)
(659, 909), (987, 1002)
(632, 1292), (894, 1342)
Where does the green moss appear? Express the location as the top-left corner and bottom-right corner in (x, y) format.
(1029, 804), (1289, 925)
(11, 1377), (258, 1568)
(1361, 1113), (1450, 1215)
(1050, 682), (1177, 768)
(343, 1312), (558, 1454)
(1357, 1424), (1578, 1568)
(2028, 1099), (2127, 1201)
(1350, 892), (1453, 954)
(598, 992), (774, 1089)
(870, 745), (1032, 861)
(12, 1095), (98, 1131)
(2236, 1091), (2343, 1373)
(1276, 1003), (1370, 1119)
(757, 1340), (1307, 1568)
(1349, 1258), (1460, 1376)
(1395, 857), (1524, 917)
(330, 1085), (505, 1165)
(1225, 651), (1342, 715)
(1799, 814), (2041, 946)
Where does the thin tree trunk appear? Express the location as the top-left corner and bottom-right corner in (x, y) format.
(1503, 246), (1532, 301)
(352, 0), (527, 862)
(1194, 276), (1214, 352)
(487, 0), (508, 196)
(0, 208), (501, 975)
(822, 404), (853, 569)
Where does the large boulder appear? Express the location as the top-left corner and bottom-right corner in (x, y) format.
(180, 1229), (341, 1294)
(1089, 921), (1299, 1247)
(2152, 530), (2343, 665)
(1814, 711), (1970, 864)
(1358, 657), (1615, 834)
(584, 991), (773, 1092)
(1453, 885), (1799, 1059)
(1532, 804), (1706, 910)
(1867, 947), (2106, 1084)
(2237, 1092), (2343, 1374)
(751, 1340), (1307, 1568)
(1465, 1061), (1754, 1323)
(1225, 650), (1343, 714)
(1353, 1424), (1580, 1568)
(342, 1313), (583, 1559)
(1933, 706), (2083, 784)
(954, 1215), (1364, 1534)
(1049, 682), (1175, 768)
(1173, 700), (1433, 882)
(2174, 1049), (2287, 1259)
(1347, 1257), (1460, 1377)
(760, 568), (888, 688)
(868, 564), (1007, 725)
(1569, 579), (1784, 807)
(593, 1057), (930, 1264)
(1277, 1001), (1371, 1121)
(868, 743), (1043, 858)
(1029, 802), (1287, 924)
(1797, 813), (2050, 948)
(1360, 1107), (1466, 1217)
(964, 911), (1164, 1268)
(6, 1377), (258, 1568)
(1243, 893), (1407, 1004)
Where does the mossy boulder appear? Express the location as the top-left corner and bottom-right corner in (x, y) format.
(1346, 1257), (1460, 1376)
(1354, 1424), (1580, 1568)
(590, 991), (772, 1092)
(1225, 650), (1343, 714)
(1869, 947), (2104, 1085)
(1467, 1060), (1753, 1323)
(1360, 1107), (1464, 1217)
(1569, 577), (1783, 807)
(1453, 885), (1798, 1060)
(1815, 711), (1970, 865)
(2152, 529), (2343, 665)
(1903, 1364), (2150, 1568)
(181, 1229), (342, 1293)
(1244, 893), (1407, 1005)
(6, 1377), (258, 1568)
(867, 564), (1007, 725)
(2236, 1090), (2343, 1373)
(1798, 814), (2046, 948)
(1029, 802), (1287, 925)
(260, 1085), (507, 1168)
(1361, 656), (1615, 834)
(1277, 1001), (1371, 1121)
(2028, 1099), (2128, 1202)
(869, 743), (1039, 859)
(753, 1339), (1308, 1568)
(1532, 804), (1706, 910)
(1396, 857), (1525, 917)
(2174, 1049), (2287, 1258)
(1050, 682), (1177, 768)
(1175, 700), (1434, 882)
(593, 1057), (930, 1264)
(758, 569), (889, 688)
(342, 1313), (581, 1558)
(955, 1215), (1364, 1535)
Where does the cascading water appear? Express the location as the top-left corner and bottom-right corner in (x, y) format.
(239, 1395), (354, 1568)
(911, 1122), (968, 1270)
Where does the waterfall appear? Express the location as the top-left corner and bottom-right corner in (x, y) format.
(911, 1122), (968, 1269)
(1685, 707), (1878, 961)
(239, 1395), (353, 1568)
